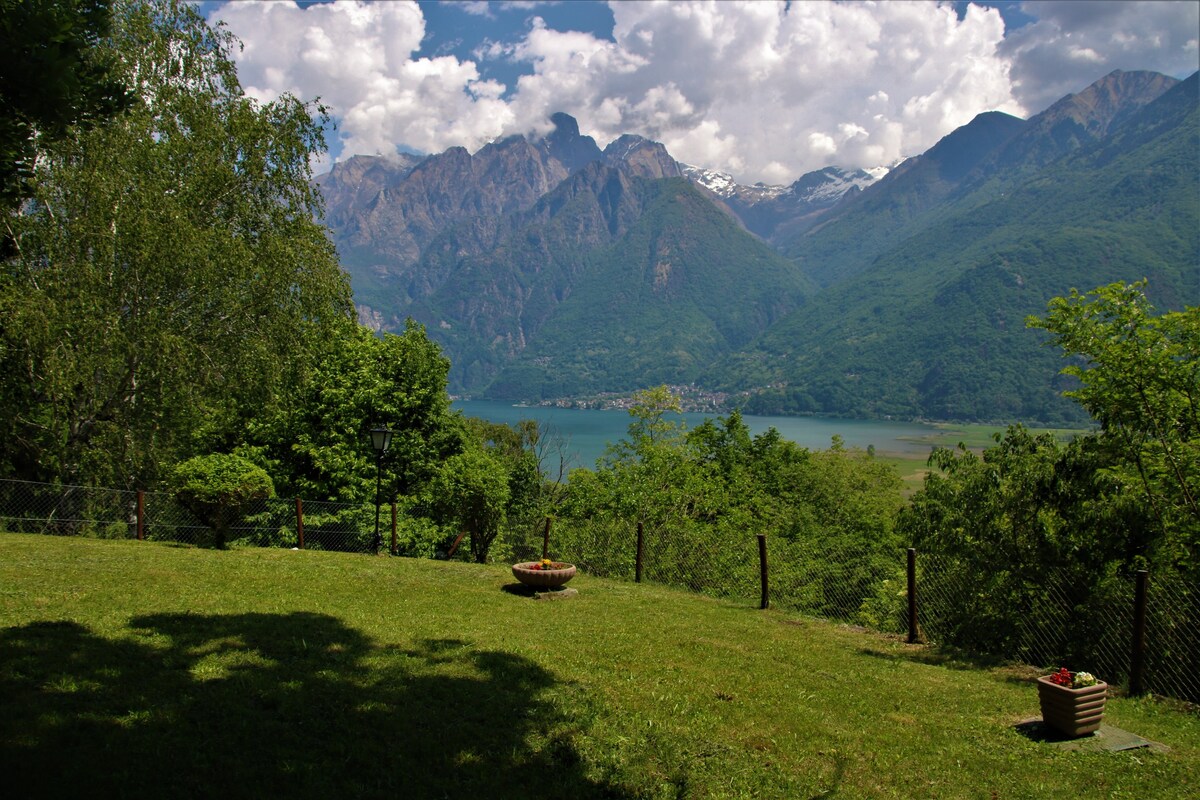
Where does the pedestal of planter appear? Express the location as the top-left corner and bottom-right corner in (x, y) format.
(1037, 676), (1107, 738)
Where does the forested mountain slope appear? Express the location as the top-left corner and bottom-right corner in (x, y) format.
(716, 72), (1198, 423)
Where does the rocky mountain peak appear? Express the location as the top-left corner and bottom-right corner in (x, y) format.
(602, 134), (682, 179)
(981, 69), (1179, 173)
(1039, 69), (1179, 138)
(316, 152), (425, 229)
(540, 112), (603, 172)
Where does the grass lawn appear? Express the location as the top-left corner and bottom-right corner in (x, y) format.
(2, 533), (1196, 798)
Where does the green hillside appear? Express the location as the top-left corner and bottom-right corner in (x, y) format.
(780, 110), (1028, 288)
(4, 534), (1198, 798)
(718, 73), (1198, 423)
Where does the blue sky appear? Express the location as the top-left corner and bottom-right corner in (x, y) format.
(205, 1), (1198, 183)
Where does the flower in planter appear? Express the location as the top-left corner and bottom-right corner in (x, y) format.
(1074, 671), (1098, 687)
(529, 558), (567, 571)
(1048, 667), (1100, 688)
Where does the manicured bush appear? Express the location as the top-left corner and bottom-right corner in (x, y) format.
(170, 454), (275, 548)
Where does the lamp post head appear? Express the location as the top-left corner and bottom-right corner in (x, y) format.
(370, 426), (393, 454)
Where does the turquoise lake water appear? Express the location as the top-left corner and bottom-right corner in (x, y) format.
(454, 399), (945, 471)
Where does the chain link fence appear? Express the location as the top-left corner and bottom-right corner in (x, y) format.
(0, 478), (379, 552)
(541, 513), (1197, 703)
(4, 478), (1197, 703)
(0, 479), (139, 538)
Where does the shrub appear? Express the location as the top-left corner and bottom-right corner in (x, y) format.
(170, 454), (275, 549)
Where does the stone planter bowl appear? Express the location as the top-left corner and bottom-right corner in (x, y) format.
(512, 562), (577, 588)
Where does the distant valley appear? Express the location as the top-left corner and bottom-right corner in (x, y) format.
(318, 70), (1198, 425)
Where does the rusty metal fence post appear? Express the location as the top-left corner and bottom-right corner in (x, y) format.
(136, 491), (145, 541)
(907, 548), (918, 644)
(758, 533), (769, 610)
(295, 498), (304, 549)
(635, 521), (644, 583)
(1130, 570), (1149, 696)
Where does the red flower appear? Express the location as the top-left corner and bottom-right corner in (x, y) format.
(1049, 667), (1073, 687)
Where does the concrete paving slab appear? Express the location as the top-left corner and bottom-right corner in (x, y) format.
(1015, 718), (1170, 753)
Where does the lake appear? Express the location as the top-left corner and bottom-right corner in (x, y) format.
(454, 399), (949, 471)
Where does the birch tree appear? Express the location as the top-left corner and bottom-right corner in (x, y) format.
(0, 0), (350, 488)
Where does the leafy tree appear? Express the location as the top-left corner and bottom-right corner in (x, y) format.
(427, 448), (510, 563)
(0, 0), (350, 489)
(588, 386), (714, 529)
(170, 453), (274, 549)
(897, 425), (1160, 662)
(1028, 280), (1198, 567)
(555, 387), (905, 613)
(465, 416), (552, 559)
(0, 0), (132, 211)
(245, 319), (464, 505)
(894, 282), (1197, 672)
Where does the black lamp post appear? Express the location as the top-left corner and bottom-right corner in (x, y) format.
(370, 426), (393, 555)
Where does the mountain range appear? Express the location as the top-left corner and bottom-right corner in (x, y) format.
(318, 70), (1199, 424)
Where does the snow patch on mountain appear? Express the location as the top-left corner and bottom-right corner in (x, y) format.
(683, 163), (888, 206)
(681, 164), (738, 196)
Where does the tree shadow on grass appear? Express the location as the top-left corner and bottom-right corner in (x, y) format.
(856, 642), (1037, 685)
(859, 642), (1017, 671)
(0, 613), (629, 799)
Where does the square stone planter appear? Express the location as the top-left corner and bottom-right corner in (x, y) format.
(1037, 675), (1107, 737)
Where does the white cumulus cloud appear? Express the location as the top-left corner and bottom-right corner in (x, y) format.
(502, 1), (1021, 181)
(212, 0), (514, 158)
(209, 0), (1197, 185)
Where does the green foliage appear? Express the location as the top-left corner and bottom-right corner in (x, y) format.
(389, 510), (450, 560)
(466, 416), (557, 563)
(426, 447), (510, 563)
(900, 429), (1144, 656)
(0, 0), (133, 210)
(171, 454), (275, 508)
(553, 387), (906, 616)
(169, 453), (274, 548)
(246, 319), (463, 505)
(0, 0), (350, 489)
(899, 283), (1197, 679)
(1029, 280), (1199, 564)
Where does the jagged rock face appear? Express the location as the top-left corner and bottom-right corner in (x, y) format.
(1032, 69), (1177, 139)
(318, 114), (875, 291)
(407, 162), (658, 366)
(527, 161), (646, 243)
(312, 111), (903, 392)
(602, 135), (683, 179)
(317, 153), (424, 225)
(319, 114), (693, 309)
(329, 137), (574, 277)
(317, 116), (811, 395)
(540, 111), (603, 172)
